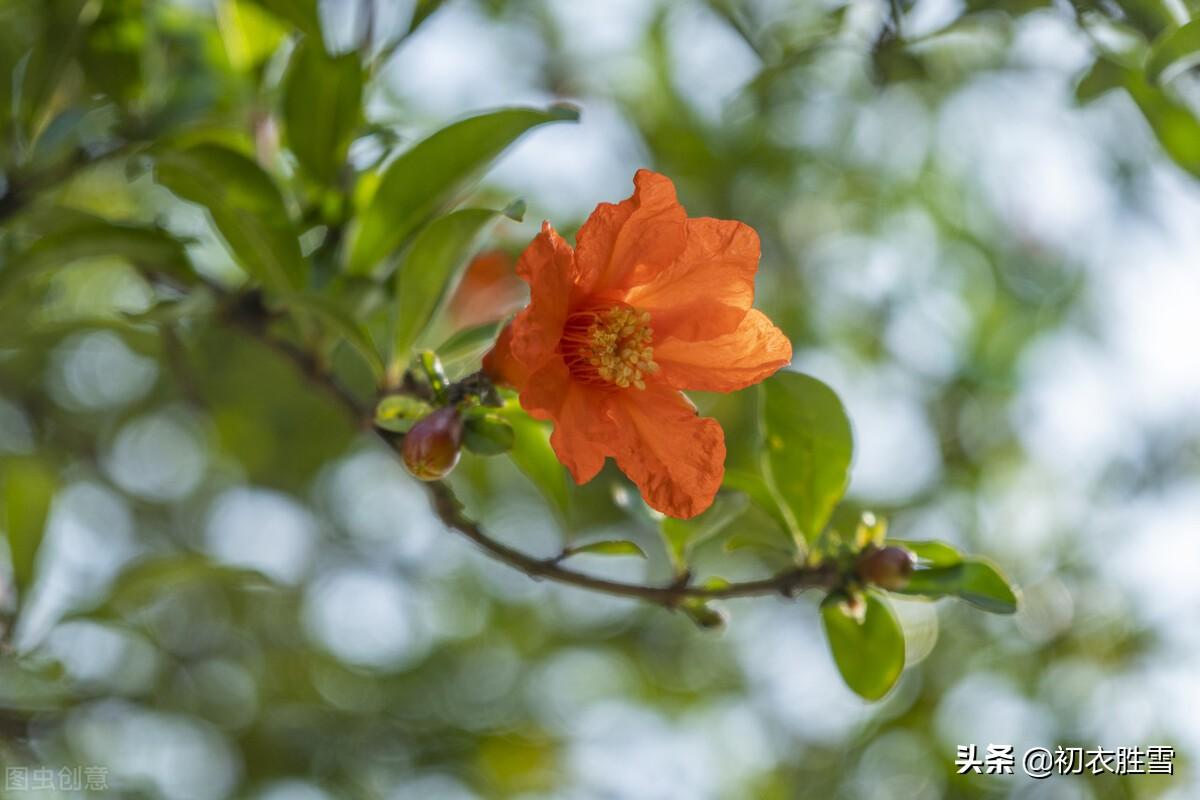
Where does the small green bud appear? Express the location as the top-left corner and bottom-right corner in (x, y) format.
(402, 407), (463, 481)
(855, 546), (914, 591)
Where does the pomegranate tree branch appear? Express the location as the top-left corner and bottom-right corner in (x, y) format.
(219, 303), (840, 609)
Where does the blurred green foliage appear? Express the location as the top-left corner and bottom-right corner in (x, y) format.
(0, 0), (1198, 797)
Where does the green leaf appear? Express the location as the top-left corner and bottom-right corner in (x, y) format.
(348, 105), (579, 275)
(1, 457), (57, 602)
(410, 0), (452, 33)
(436, 319), (505, 374)
(722, 468), (792, 537)
(216, 0), (288, 70)
(155, 144), (308, 291)
(243, 0), (322, 37)
(463, 411), (515, 456)
(390, 208), (501, 373)
(1075, 58), (1125, 104)
(500, 403), (568, 519)
(1076, 57), (1200, 176)
(954, 559), (1019, 614)
(660, 492), (749, 571)
(1147, 20), (1200, 82)
(275, 292), (384, 380)
(822, 591), (905, 701)
(1, 214), (193, 292)
(283, 41), (363, 183)
(567, 540), (646, 559)
(894, 557), (1019, 614)
(888, 539), (962, 568)
(760, 372), (854, 544)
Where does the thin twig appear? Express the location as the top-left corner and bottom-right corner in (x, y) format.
(421, 478), (839, 606)
(216, 306), (841, 608)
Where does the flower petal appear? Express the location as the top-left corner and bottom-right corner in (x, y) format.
(521, 359), (616, 484)
(481, 323), (530, 389)
(574, 170), (686, 297)
(655, 309), (792, 393)
(611, 384), (725, 519)
(510, 221), (576, 371)
(624, 218), (759, 342)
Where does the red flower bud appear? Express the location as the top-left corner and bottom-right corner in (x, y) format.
(855, 546), (914, 590)
(401, 407), (463, 481)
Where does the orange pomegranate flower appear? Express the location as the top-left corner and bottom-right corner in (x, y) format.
(483, 170), (792, 519)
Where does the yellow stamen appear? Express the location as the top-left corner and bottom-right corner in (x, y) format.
(560, 306), (659, 390)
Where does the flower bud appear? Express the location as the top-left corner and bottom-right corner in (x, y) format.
(401, 407), (463, 481)
(855, 546), (915, 590)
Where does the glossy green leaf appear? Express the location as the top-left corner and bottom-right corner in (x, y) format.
(1147, 20), (1200, 82)
(760, 372), (853, 544)
(888, 539), (962, 568)
(1111, 0), (1175, 39)
(390, 208), (500, 373)
(1, 457), (57, 601)
(822, 591), (905, 700)
(276, 291), (384, 380)
(155, 144), (308, 290)
(283, 41), (363, 183)
(500, 403), (568, 518)
(1076, 57), (1200, 176)
(348, 105), (578, 275)
(567, 540), (646, 559)
(722, 468), (792, 537)
(2, 214), (193, 291)
(660, 492), (748, 571)
(954, 559), (1019, 613)
(436, 319), (505, 374)
(463, 410), (515, 455)
(1075, 57), (1125, 104)
(894, 557), (1018, 614)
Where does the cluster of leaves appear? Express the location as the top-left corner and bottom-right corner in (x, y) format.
(862, 0), (1200, 179)
(714, 371), (1017, 698)
(0, 0), (1025, 708)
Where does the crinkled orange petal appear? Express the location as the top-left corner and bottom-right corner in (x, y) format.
(509, 221), (577, 371)
(574, 170), (686, 298)
(481, 323), (529, 389)
(655, 309), (792, 393)
(610, 384), (725, 519)
(521, 359), (615, 483)
(624, 217), (760, 342)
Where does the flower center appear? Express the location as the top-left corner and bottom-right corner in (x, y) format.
(560, 305), (659, 390)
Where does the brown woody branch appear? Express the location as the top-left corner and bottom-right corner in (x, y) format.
(214, 294), (841, 610)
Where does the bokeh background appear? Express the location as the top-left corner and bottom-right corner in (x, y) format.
(3, 0), (1200, 797)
